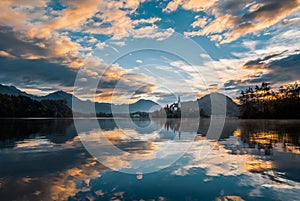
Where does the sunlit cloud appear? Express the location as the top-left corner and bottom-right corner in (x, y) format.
(0, 50), (16, 58)
(184, 0), (300, 43)
(163, 0), (217, 13)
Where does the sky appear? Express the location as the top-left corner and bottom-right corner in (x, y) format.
(0, 0), (300, 104)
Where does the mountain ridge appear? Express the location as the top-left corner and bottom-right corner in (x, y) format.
(0, 84), (239, 116)
(0, 84), (160, 114)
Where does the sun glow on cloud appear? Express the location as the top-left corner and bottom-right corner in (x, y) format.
(0, 0), (299, 101)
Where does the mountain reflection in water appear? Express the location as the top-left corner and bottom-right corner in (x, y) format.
(0, 118), (299, 201)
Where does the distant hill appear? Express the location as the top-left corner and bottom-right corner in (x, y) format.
(40, 90), (74, 102)
(0, 84), (36, 99)
(182, 93), (239, 117)
(0, 84), (160, 114)
(129, 99), (161, 112)
(197, 93), (239, 117)
(155, 93), (239, 118)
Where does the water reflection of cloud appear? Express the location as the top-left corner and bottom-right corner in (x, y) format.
(173, 134), (300, 200)
(238, 171), (300, 201)
(0, 155), (106, 201)
(79, 128), (193, 173)
(0, 134), (107, 201)
(49, 158), (102, 201)
(172, 137), (260, 177)
(15, 138), (54, 149)
(215, 195), (245, 201)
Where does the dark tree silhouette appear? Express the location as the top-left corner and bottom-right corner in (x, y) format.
(238, 82), (300, 119)
(0, 94), (72, 117)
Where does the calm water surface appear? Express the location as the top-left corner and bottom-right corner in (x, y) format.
(0, 118), (299, 201)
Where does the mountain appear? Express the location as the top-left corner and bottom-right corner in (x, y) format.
(38, 90), (80, 107)
(40, 90), (73, 102)
(182, 93), (239, 117)
(198, 93), (239, 117)
(40, 91), (160, 113)
(110, 99), (161, 114)
(0, 84), (160, 114)
(130, 99), (160, 112)
(0, 84), (36, 99)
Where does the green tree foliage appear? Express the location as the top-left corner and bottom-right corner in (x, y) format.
(238, 82), (300, 119)
(0, 94), (72, 117)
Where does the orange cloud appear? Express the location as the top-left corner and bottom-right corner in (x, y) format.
(191, 17), (208, 28)
(163, 0), (216, 13)
(0, 0), (170, 72)
(185, 0), (300, 43)
(185, 14), (237, 38)
(47, 0), (101, 30)
(0, 50), (16, 58)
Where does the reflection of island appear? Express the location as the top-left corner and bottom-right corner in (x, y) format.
(164, 119), (181, 139)
(164, 119), (181, 132)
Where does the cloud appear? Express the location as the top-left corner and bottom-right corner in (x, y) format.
(163, 0), (217, 13)
(0, 57), (78, 87)
(0, 51), (157, 102)
(0, 0), (173, 68)
(45, 0), (101, 31)
(282, 17), (300, 25)
(163, 0), (182, 13)
(243, 50), (288, 69)
(0, 26), (84, 69)
(185, 14), (237, 40)
(75, 1), (169, 40)
(253, 53), (300, 83)
(224, 52), (300, 92)
(242, 40), (258, 51)
(191, 17), (209, 28)
(132, 17), (161, 25)
(109, 41), (126, 47)
(96, 42), (107, 50)
(0, 50), (16, 58)
(133, 26), (174, 40)
(172, 137), (273, 177)
(92, 66), (156, 103)
(184, 0), (300, 43)
(0, 28), (50, 59)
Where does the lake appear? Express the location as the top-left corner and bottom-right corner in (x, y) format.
(0, 118), (299, 201)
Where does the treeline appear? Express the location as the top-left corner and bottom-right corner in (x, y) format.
(238, 82), (300, 119)
(0, 94), (72, 117)
(151, 106), (209, 118)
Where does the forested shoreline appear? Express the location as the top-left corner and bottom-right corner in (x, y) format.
(0, 94), (72, 117)
(0, 82), (299, 119)
(238, 82), (300, 119)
